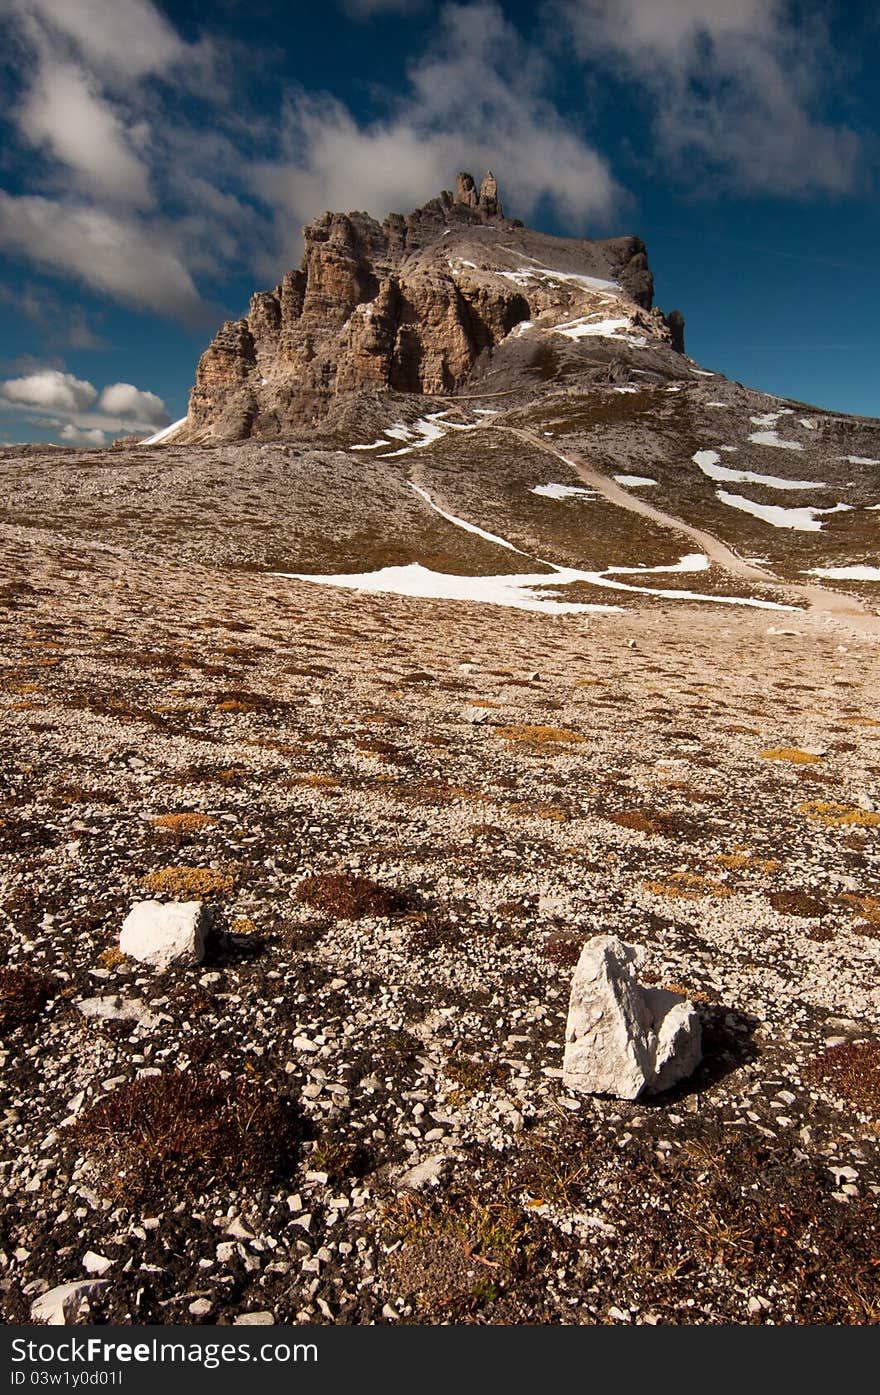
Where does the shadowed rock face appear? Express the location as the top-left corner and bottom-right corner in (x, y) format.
(179, 172), (680, 442)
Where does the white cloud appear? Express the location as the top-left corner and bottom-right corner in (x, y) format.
(59, 423), (107, 445)
(0, 366), (169, 441)
(9, 0), (189, 82)
(251, 1), (619, 275)
(17, 59), (154, 206)
(0, 368), (97, 412)
(0, 194), (204, 321)
(97, 382), (168, 424)
(557, 0), (861, 195)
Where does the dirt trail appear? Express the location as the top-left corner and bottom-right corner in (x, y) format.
(501, 425), (880, 638)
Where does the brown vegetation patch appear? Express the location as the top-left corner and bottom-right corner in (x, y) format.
(767, 890), (828, 918)
(382, 1185), (534, 1318)
(842, 894), (880, 936)
(607, 808), (669, 836)
(805, 1040), (880, 1116)
(290, 772), (340, 790)
(541, 936), (582, 967)
(70, 1069), (300, 1201)
(294, 872), (408, 919)
(142, 865), (235, 897)
(150, 813), (216, 833)
(0, 966), (54, 1035)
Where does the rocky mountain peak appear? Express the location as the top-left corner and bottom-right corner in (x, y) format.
(175, 172), (685, 443)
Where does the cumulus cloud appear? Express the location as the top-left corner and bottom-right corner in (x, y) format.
(251, 1), (619, 274)
(556, 0), (861, 195)
(97, 382), (168, 424)
(0, 368), (97, 412)
(0, 366), (169, 442)
(59, 423), (107, 445)
(17, 59), (154, 207)
(0, 194), (204, 322)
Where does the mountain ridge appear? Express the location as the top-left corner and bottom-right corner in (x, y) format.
(172, 172), (684, 443)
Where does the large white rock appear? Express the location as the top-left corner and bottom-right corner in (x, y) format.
(562, 936), (701, 1100)
(119, 900), (209, 970)
(31, 1280), (109, 1325)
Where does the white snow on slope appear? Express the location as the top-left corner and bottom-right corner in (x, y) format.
(498, 264), (620, 294)
(693, 449), (820, 490)
(281, 559), (794, 612)
(606, 554), (709, 575)
(805, 565), (880, 581)
(143, 416), (187, 445)
(613, 475), (657, 487)
(748, 430), (804, 451)
(530, 483), (596, 500)
(717, 491), (852, 531)
(287, 485), (794, 612)
(350, 412), (477, 457)
(408, 482), (527, 554)
(277, 562), (623, 616)
(750, 410), (793, 427)
(842, 455), (880, 466)
(554, 316), (647, 348)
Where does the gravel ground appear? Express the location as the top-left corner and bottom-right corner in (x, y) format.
(1, 488), (879, 1325)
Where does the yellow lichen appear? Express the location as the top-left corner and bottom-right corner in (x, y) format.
(143, 865), (235, 897)
(642, 873), (732, 901)
(760, 747), (822, 764)
(798, 800), (880, 828)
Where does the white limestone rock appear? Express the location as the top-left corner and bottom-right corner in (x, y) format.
(396, 1154), (455, 1191)
(77, 995), (159, 1029)
(30, 1280), (109, 1325)
(562, 936), (701, 1099)
(119, 900), (209, 970)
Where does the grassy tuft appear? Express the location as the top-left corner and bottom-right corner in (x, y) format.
(294, 872), (408, 920)
(805, 1040), (880, 1116)
(70, 1069), (300, 1201)
(0, 966), (54, 1035)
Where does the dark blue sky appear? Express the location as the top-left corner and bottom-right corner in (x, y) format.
(1, 0), (878, 443)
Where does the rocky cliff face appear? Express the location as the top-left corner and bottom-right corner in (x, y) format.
(179, 173), (683, 442)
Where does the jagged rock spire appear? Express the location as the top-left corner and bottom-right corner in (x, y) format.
(455, 170), (503, 219)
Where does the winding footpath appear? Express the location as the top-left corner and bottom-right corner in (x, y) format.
(499, 424), (880, 639)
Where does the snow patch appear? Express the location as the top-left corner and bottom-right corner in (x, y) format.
(693, 449), (820, 490)
(279, 562), (623, 616)
(613, 474), (657, 488)
(748, 430), (804, 451)
(142, 416), (187, 446)
(717, 491), (852, 531)
(554, 316), (647, 347)
(805, 565), (880, 581)
(530, 483), (596, 500)
(606, 553), (709, 575)
(498, 264), (620, 294)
